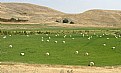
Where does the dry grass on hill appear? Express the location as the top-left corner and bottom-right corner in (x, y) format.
(0, 3), (121, 27)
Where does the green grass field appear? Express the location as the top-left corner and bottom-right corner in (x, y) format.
(1, 29), (121, 66)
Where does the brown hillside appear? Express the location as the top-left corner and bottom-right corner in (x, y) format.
(0, 3), (65, 23)
(77, 9), (121, 27)
(0, 3), (121, 27)
(62, 9), (121, 27)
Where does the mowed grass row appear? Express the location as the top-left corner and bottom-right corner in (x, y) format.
(1, 33), (121, 66)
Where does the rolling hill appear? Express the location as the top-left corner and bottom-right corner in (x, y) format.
(0, 3), (65, 23)
(76, 9), (121, 27)
(0, 3), (121, 27)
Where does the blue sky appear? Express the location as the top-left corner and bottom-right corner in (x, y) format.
(0, 0), (121, 13)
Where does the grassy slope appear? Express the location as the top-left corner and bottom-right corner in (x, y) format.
(0, 24), (121, 30)
(1, 32), (121, 66)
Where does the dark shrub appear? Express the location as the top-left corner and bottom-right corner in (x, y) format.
(63, 18), (69, 23)
(70, 21), (74, 24)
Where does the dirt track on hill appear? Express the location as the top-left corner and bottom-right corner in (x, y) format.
(1, 62), (121, 73)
